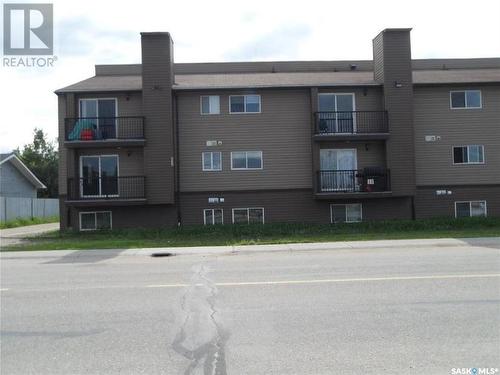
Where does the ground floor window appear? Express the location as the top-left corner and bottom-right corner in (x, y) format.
(331, 204), (362, 223)
(455, 201), (487, 218)
(204, 208), (223, 225)
(79, 211), (112, 231)
(232, 208), (264, 224)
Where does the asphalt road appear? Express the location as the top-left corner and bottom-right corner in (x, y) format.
(1, 242), (499, 375)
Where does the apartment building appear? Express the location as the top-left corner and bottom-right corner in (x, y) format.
(55, 28), (500, 231)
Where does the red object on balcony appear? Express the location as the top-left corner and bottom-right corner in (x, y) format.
(80, 129), (94, 140)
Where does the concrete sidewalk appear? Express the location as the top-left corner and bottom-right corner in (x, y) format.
(1, 236), (498, 259)
(0, 222), (59, 247)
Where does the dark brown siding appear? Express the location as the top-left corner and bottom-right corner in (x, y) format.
(71, 204), (177, 230)
(415, 185), (500, 218)
(317, 86), (384, 110)
(318, 141), (387, 170)
(75, 92), (143, 117)
(180, 189), (412, 226)
(75, 148), (144, 178)
(373, 29), (416, 196)
(141, 32), (175, 204)
(57, 94), (68, 195)
(177, 89), (312, 191)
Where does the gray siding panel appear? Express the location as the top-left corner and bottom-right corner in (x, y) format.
(0, 162), (37, 198)
(414, 84), (500, 186)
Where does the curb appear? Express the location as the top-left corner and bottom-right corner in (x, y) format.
(1, 237), (498, 259)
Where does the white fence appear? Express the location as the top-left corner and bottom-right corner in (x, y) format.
(0, 196), (59, 223)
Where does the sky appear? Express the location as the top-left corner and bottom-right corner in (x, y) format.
(1, 0), (499, 152)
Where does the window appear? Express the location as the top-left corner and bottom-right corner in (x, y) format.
(80, 211), (112, 231)
(200, 96), (220, 115)
(79, 98), (117, 139)
(229, 95), (261, 113)
(331, 204), (362, 223)
(231, 151), (263, 170)
(450, 90), (481, 109)
(80, 155), (119, 197)
(202, 152), (222, 171)
(453, 145), (484, 164)
(204, 209), (223, 225)
(455, 201), (487, 218)
(318, 93), (356, 133)
(232, 208), (264, 224)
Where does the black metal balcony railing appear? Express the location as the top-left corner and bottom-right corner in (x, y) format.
(67, 176), (146, 200)
(317, 168), (390, 193)
(314, 111), (388, 135)
(65, 117), (144, 141)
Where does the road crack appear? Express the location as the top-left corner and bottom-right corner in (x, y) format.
(172, 263), (228, 375)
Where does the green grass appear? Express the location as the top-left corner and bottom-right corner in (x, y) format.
(0, 216), (59, 229)
(2, 217), (499, 251)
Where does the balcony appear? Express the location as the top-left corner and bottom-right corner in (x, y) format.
(66, 176), (146, 206)
(64, 117), (145, 148)
(313, 111), (389, 141)
(315, 168), (391, 199)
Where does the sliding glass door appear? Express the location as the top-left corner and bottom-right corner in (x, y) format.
(318, 93), (355, 133)
(320, 149), (357, 191)
(80, 155), (119, 197)
(79, 99), (117, 139)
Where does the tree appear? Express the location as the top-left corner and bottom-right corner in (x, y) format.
(16, 128), (58, 198)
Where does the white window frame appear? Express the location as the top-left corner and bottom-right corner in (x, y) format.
(202, 151), (222, 171)
(200, 95), (220, 115)
(230, 151), (263, 170)
(454, 201), (487, 218)
(452, 145), (485, 165)
(79, 155), (120, 198)
(232, 208), (265, 224)
(78, 98), (119, 131)
(229, 95), (262, 114)
(449, 90), (482, 109)
(79, 211), (113, 231)
(330, 204), (363, 223)
(203, 208), (224, 225)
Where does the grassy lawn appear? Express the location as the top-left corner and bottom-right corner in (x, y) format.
(1, 217), (499, 251)
(0, 216), (59, 230)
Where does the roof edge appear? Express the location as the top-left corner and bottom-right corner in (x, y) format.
(0, 154), (46, 189)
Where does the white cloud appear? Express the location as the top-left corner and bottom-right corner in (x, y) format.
(1, 0), (500, 152)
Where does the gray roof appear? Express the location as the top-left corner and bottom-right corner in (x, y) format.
(55, 75), (142, 93)
(0, 153), (46, 189)
(174, 71), (379, 90)
(55, 68), (500, 93)
(413, 69), (500, 84)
